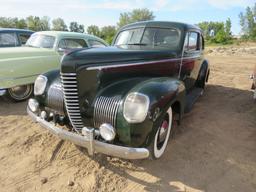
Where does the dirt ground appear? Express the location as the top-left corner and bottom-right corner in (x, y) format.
(0, 54), (256, 192)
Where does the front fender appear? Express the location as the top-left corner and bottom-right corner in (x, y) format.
(0, 51), (60, 88)
(34, 69), (60, 104)
(116, 77), (186, 147)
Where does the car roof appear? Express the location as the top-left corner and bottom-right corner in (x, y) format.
(0, 28), (34, 33)
(33, 31), (107, 44)
(119, 21), (201, 32)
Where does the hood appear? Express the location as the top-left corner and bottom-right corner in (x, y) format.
(0, 46), (56, 60)
(61, 46), (180, 72)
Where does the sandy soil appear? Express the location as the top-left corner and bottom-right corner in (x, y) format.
(0, 54), (256, 192)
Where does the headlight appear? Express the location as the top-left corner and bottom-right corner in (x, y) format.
(99, 123), (116, 141)
(34, 75), (47, 95)
(28, 98), (39, 112)
(123, 92), (150, 123)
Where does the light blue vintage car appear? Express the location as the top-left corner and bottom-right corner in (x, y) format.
(0, 31), (108, 101)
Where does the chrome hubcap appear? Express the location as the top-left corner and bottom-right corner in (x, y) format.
(8, 85), (32, 100)
(157, 117), (169, 149)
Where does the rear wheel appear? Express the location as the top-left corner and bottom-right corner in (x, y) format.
(149, 106), (173, 159)
(196, 67), (209, 89)
(6, 84), (33, 102)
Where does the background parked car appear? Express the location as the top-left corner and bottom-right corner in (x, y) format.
(0, 28), (34, 47)
(0, 31), (108, 101)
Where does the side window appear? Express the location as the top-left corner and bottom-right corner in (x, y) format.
(58, 38), (88, 49)
(188, 32), (199, 51)
(0, 33), (18, 46)
(88, 39), (106, 48)
(19, 33), (31, 45)
(141, 28), (180, 48)
(58, 39), (66, 49)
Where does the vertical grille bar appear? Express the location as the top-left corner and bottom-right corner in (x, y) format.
(93, 96), (121, 128)
(61, 73), (83, 132)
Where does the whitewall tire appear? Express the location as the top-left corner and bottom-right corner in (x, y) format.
(151, 107), (173, 159)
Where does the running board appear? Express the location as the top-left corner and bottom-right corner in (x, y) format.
(184, 88), (204, 113)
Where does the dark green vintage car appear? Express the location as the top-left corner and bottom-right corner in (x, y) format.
(27, 21), (210, 159)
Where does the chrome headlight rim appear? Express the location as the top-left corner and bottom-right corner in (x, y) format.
(34, 75), (48, 96)
(123, 92), (150, 123)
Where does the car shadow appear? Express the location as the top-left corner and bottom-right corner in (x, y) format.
(0, 84), (255, 191)
(0, 97), (28, 116)
(89, 84), (256, 192)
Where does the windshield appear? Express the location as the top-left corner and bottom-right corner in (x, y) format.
(114, 27), (181, 50)
(26, 34), (55, 48)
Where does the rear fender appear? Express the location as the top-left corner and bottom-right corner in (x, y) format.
(198, 59), (210, 83)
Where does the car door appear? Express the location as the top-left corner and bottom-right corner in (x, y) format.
(181, 31), (203, 90)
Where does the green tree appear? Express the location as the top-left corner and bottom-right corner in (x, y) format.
(198, 21), (211, 39)
(0, 17), (9, 27)
(52, 18), (68, 31)
(117, 8), (155, 28)
(40, 16), (50, 31)
(198, 21), (232, 43)
(87, 25), (101, 37)
(15, 18), (27, 29)
(225, 18), (232, 38)
(69, 21), (84, 33)
(100, 26), (116, 44)
(198, 22), (224, 39)
(214, 29), (228, 43)
(26, 16), (43, 31)
(239, 3), (256, 39)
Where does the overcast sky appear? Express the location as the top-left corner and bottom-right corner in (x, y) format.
(0, 0), (255, 34)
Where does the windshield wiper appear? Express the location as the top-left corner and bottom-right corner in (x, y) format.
(127, 43), (148, 46)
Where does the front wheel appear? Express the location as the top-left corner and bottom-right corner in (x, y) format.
(149, 106), (173, 159)
(6, 84), (33, 102)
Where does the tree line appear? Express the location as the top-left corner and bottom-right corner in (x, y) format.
(0, 4), (255, 44)
(0, 8), (154, 44)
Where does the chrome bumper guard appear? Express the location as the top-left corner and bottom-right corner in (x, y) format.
(27, 108), (149, 159)
(0, 89), (6, 96)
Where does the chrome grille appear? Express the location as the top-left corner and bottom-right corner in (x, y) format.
(61, 73), (83, 131)
(47, 83), (64, 113)
(94, 96), (121, 128)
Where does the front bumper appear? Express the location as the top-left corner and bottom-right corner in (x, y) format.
(27, 108), (149, 159)
(0, 89), (6, 96)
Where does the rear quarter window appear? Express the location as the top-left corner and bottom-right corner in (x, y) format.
(88, 39), (106, 48)
(59, 38), (88, 49)
(0, 33), (18, 46)
(19, 33), (31, 45)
